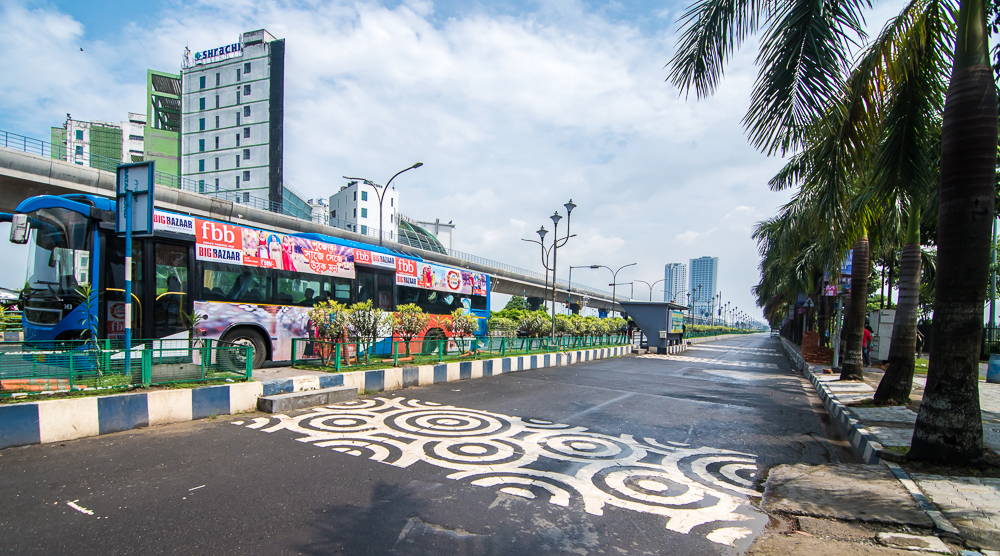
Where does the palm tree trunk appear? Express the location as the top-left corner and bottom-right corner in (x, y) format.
(841, 231), (870, 380)
(909, 0), (994, 464)
(874, 203), (922, 404)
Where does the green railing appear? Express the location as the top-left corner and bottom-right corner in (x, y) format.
(0, 340), (251, 397)
(684, 327), (760, 339)
(291, 335), (629, 372)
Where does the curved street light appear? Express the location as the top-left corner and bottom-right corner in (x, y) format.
(595, 263), (636, 317)
(343, 161), (423, 246)
(633, 279), (666, 302)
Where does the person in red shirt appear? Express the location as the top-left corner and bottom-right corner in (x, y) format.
(862, 325), (873, 366)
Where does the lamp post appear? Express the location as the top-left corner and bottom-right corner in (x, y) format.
(523, 200), (578, 337)
(568, 264), (600, 314)
(633, 279), (666, 302)
(343, 161), (423, 246)
(522, 227), (553, 311)
(595, 263), (636, 318)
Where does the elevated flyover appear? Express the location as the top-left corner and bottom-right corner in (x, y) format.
(0, 144), (621, 310)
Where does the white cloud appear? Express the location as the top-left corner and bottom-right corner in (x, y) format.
(0, 0), (824, 321)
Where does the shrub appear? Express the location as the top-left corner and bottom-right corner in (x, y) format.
(393, 304), (430, 356)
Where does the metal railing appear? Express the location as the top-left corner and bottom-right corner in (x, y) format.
(291, 334), (628, 372)
(0, 339), (251, 397)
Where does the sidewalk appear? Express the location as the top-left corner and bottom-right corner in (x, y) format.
(779, 338), (1000, 552)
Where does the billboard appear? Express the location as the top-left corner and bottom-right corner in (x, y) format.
(398, 260), (488, 296)
(669, 310), (685, 334)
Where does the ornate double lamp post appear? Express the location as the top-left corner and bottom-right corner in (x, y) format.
(522, 200), (578, 337)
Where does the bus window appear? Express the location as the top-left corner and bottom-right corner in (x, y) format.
(202, 263), (271, 304)
(332, 278), (351, 304)
(154, 243), (189, 336)
(356, 272), (374, 304)
(276, 272), (322, 306)
(397, 286), (421, 305)
(470, 295), (487, 311)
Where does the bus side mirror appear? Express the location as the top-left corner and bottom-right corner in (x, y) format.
(10, 214), (29, 244)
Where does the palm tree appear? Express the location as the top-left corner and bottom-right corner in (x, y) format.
(671, 0), (994, 463)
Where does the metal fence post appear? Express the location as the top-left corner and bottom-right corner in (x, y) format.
(291, 339), (297, 368)
(335, 343), (342, 373)
(68, 354), (74, 391)
(142, 349), (152, 387)
(245, 345), (252, 380)
(393, 339), (398, 366)
(201, 343), (208, 380)
(438, 339), (444, 362)
(501, 337), (506, 357)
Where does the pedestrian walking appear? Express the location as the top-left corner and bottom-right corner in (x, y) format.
(862, 324), (873, 366)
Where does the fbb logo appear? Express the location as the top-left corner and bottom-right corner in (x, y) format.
(355, 249), (371, 265)
(197, 219), (240, 249)
(396, 258), (417, 276)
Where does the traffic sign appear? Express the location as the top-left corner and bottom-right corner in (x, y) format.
(803, 298), (815, 308)
(116, 161), (154, 236)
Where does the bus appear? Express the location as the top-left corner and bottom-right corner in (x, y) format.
(6, 193), (490, 368)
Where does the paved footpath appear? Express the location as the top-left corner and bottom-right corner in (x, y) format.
(787, 341), (1000, 551)
(0, 335), (854, 555)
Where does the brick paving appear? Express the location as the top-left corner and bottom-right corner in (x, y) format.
(910, 475), (1000, 550)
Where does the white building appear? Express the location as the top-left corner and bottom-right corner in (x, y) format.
(689, 256), (719, 321)
(329, 181), (399, 241)
(663, 263), (687, 303)
(121, 112), (146, 163)
(180, 29), (285, 205)
(306, 198), (329, 225)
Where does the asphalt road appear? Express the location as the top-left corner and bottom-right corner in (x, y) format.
(0, 335), (856, 555)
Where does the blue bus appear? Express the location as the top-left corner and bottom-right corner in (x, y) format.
(5, 193), (490, 368)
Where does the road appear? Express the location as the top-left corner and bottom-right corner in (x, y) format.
(0, 335), (856, 555)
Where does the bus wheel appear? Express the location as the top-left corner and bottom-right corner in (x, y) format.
(220, 328), (267, 370)
(421, 328), (447, 355)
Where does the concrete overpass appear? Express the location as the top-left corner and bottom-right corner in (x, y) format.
(0, 146), (623, 311)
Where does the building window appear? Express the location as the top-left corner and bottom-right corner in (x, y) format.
(215, 136), (219, 149)
(361, 225), (368, 235)
(236, 176), (240, 189)
(361, 191), (368, 201)
(215, 115), (220, 129)
(75, 145), (83, 155)
(215, 157), (219, 170)
(199, 76), (206, 89)
(199, 97), (205, 110)
(129, 134), (143, 142)
(361, 208), (368, 218)
(75, 161), (83, 165)
(215, 178), (219, 191)
(236, 112), (241, 125)
(243, 127), (250, 138)
(390, 214), (393, 223)
(243, 170), (250, 182)
(353, 208), (357, 218)
(215, 72), (220, 86)
(332, 210), (337, 218)
(198, 139), (205, 152)
(244, 62), (251, 74)
(243, 84), (251, 96)
(243, 148), (250, 160)
(243, 106), (250, 117)
(215, 95), (220, 108)
(236, 134), (240, 147)
(199, 118), (205, 131)
(75, 130), (83, 140)
(236, 69), (241, 82)
(199, 159), (205, 172)
(198, 180), (205, 193)
(235, 155), (240, 168)
(243, 192), (250, 203)
(353, 191), (357, 201)
(390, 198), (393, 207)
(236, 91), (240, 105)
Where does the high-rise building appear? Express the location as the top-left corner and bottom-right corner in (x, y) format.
(663, 263), (687, 303)
(689, 256), (719, 321)
(180, 29), (285, 206)
(50, 116), (122, 172)
(329, 181), (399, 241)
(146, 69), (182, 175)
(122, 112), (147, 163)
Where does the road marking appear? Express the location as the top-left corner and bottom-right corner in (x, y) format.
(243, 397), (763, 544)
(638, 354), (779, 369)
(67, 500), (94, 516)
(189, 485), (206, 491)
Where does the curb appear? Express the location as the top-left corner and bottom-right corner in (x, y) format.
(0, 344), (631, 450)
(777, 337), (963, 540)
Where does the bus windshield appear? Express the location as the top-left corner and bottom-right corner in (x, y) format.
(25, 207), (91, 298)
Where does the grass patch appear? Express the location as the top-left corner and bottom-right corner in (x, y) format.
(0, 378), (247, 404)
(882, 445), (910, 455)
(914, 358), (928, 375)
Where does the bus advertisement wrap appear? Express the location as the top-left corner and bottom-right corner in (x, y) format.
(406, 261), (488, 296)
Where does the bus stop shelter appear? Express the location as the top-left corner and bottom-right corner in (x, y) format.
(619, 301), (688, 353)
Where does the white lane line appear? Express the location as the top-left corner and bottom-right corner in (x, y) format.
(189, 485), (206, 491)
(67, 500), (94, 516)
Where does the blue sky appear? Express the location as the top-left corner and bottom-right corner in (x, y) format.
(0, 0), (909, 320)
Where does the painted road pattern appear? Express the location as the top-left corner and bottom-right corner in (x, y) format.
(0, 335), (855, 555)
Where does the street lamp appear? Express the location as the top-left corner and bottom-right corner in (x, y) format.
(633, 279), (666, 302)
(568, 264), (600, 314)
(521, 226), (554, 311)
(595, 263), (636, 318)
(343, 161), (423, 246)
(522, 200), (578, 337)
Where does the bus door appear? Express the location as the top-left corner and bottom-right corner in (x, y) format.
(355, 270), (394, 310)
(103, 235), (144, 341)
(148, 241), (192, 339)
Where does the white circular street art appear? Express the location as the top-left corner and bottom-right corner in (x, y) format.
(238, 397), (761, 546)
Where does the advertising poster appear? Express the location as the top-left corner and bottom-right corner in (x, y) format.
(669, 310), (684, 334)
(824, 284), (838, 296)
(153, 211), (195, 236)
(395, 257), (419, 287)
(354, 249), (396, 269)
